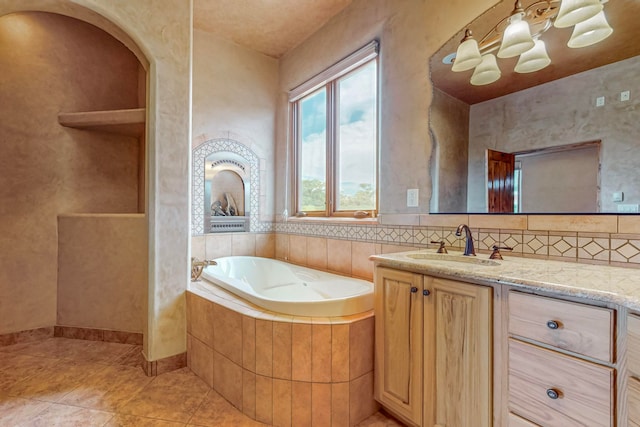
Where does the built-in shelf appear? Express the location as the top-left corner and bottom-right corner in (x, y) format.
(58, 108), (145, 137)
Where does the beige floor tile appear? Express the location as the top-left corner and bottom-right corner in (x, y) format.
(23, 402), (114, 426)
(68, 341), (139, 364)
(355, 411), (404, 426)
(111, 345), (144, 367)
(58, 364), (152, 411)
(188, 390), (267, 427)
(105, 414), (187, 426)
(0, 396), (51, 425)
(0, 337), (402, 427)
(118, 369), (209, 423)
(1, 338), (94, 359)
(6, 359), (109, 402)
(0, 354), (60, 390)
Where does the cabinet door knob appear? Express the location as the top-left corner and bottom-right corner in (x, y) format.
(546, 388), (560, 399)
(410, 287), (418, 293)
(423, 289), (430, 296)
(546, 320), (560, 330)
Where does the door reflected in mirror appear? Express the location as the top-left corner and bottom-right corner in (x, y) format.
(429, 0), (640, 214)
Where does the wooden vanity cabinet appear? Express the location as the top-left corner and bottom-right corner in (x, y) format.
(374, 267), (492, 427)
(374, 267), (423, 425)
(627, 314), (640, 426)
(508, 291), (616, 427)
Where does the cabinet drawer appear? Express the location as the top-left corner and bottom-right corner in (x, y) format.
(629, 376), (640, 427)
(508, 412), (540, 427)
(628, 314), (640, 377)
(509, 291), (614, 362)
(509, 339), (614, 427)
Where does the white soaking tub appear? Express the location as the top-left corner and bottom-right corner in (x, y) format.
(201, 256), (373, 317)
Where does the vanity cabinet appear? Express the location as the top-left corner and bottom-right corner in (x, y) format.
(374, 267), (492, 427)
(627, 314), (640, 426)
(508, 291), (615, 427)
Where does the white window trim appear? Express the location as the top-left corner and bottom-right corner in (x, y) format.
(288, 40), (379, 102)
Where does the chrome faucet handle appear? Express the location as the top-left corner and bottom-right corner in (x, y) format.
(489, 245), (513, 260)
(430, 240), (448, 254)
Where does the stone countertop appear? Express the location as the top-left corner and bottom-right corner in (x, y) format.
(370, 250), (640, 311)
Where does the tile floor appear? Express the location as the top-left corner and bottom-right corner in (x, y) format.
(0, 338), (402, 426)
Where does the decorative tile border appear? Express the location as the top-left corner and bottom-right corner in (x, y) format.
(273, 221), (640, 268)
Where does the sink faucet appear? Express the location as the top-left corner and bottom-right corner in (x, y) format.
(455, 224), (476, 256)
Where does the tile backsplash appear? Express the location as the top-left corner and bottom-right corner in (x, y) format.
(192, 215), (640, 282)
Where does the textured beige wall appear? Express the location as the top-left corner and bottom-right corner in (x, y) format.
(430, 88), (469, 212)
(0, 11), (140, 335)
(0, 0), (192, 361)
(468, 56), (640, 212)
(57, 214), (146, 332)
(275, 0), (497, 217)
(519, 146), (599, 213)
(192, 29), (278, 222)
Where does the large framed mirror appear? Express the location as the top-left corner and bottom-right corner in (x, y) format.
(429, 0), (640, 214)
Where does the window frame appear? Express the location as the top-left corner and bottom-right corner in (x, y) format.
(289, 41), (379, 218)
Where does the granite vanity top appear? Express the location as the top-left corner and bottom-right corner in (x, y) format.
(370, 251), (640, 311)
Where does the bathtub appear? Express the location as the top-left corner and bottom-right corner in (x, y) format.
(201, 256), (373, 317)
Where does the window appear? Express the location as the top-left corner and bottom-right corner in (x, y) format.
(290, 42), (379, 217)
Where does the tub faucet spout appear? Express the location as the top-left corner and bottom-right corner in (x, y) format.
(455, 224), (476, 256)
(191, 257), (217, 282)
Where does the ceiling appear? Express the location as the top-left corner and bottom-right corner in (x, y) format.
(193, 0), (353, 58)
(430, 0), (640, 105)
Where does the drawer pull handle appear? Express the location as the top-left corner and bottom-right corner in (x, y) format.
(546, 388), (560, 399)
(423, 289), (430, 296)
(546, 320), (560, 330)
(410, 287), (418, 293)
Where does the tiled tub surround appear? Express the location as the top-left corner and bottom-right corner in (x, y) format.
(187, 281), (378, 426)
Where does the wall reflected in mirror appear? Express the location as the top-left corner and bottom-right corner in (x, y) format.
(429, 0), (640, 213)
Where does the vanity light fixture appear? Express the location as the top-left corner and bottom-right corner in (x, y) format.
(450, 0), (612, 84)
(471, 54), (502, 85)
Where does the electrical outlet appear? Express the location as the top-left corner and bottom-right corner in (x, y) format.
(407, 189), (419, 207)
(621, 90), (630, 101)
(596, 96), (605, 107)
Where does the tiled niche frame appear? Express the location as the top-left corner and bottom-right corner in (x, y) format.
(192, 138), (263, 235)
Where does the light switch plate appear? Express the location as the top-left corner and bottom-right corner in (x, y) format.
(613, 191), (624, 202)
(596, 96), (605, 107)
(621, 90), (630, 101)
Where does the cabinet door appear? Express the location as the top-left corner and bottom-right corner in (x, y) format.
(374, 267), (423, 427)
(424, 277), (492, 427)
(629, 376), (640, 427)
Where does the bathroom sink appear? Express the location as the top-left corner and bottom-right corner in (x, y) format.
(405, 252), (500, 266)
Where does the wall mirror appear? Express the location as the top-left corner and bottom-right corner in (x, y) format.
(429, 0), (640, 214)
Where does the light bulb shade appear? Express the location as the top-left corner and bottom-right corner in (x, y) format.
(554, 0), (603, 28)
(515, 39), (551, 73)
(568, 11), (613, 48)
(452, 38), (482, 72)
(470, 54), (501, 86)
(497, 14), (535, 58)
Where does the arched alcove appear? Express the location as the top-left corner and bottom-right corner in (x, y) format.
(0, 4), (151, 354)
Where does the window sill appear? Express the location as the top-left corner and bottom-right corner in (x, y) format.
(285, 216), (379, 225)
